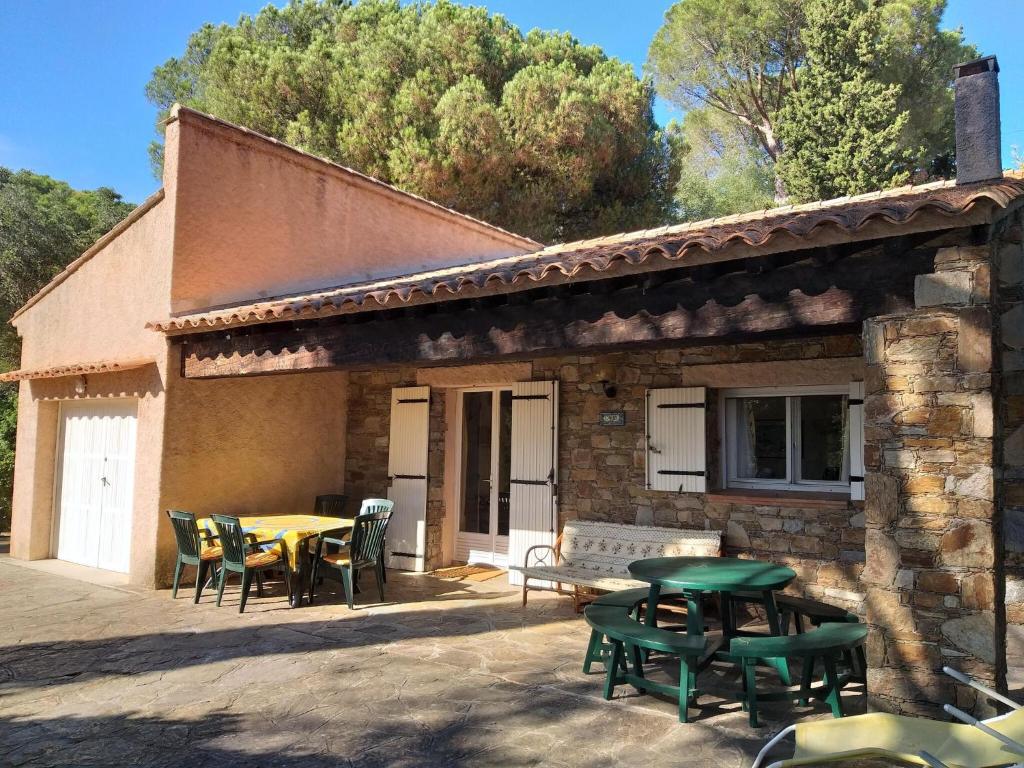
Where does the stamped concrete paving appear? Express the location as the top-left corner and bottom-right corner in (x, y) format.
(0, 557), (865, 767)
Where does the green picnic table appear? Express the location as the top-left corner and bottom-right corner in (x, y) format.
(628, 556), (797, 683)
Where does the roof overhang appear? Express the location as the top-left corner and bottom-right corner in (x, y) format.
(0, 358), (156, 383)
(149, 175), (1024, 336)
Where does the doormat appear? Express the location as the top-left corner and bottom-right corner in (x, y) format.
(431, 564), (505, 582)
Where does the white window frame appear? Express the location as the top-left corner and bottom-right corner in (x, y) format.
(721, 384), (850, 494)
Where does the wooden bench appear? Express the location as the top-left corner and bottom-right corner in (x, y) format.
(729, 622), (869, 727)
(512, 520), (722, 611)
(584, 603), (708, 723)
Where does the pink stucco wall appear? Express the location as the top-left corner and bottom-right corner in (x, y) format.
(9, 198), (175, 587)
(165, 107), (538, 314)
(13, 196), (173, 370)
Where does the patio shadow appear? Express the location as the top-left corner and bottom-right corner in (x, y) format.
(0, 677), (766, 768)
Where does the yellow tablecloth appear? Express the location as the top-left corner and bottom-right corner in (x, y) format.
(197, 514), (354, 570)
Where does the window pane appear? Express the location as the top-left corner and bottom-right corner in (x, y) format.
(800, 395), (848, 482)
(734, 397), (787, 480)
(497, 390), (512, 537)
(460, 392), (492, 534)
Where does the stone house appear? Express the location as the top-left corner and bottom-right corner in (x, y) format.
(5, 56), (1022, 714)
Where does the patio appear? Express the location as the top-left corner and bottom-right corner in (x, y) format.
(0, 553), (868, 767)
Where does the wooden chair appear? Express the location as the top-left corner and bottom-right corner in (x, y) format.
(308, 505), (393, 609)
(210, 514), (290, 613)
(166, 510), (221, 603)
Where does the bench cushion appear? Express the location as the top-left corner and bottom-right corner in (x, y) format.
(584, 605), (706, 654)
(729, 621), (868, 659)
(559, 520), (721, 577)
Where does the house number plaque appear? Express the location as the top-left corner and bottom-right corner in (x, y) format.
(599, 411), (626, 427)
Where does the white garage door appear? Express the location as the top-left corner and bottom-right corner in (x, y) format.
(54, 400), (138, 572)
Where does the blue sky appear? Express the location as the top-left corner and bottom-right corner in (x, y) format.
(1, 0), (1021, 204)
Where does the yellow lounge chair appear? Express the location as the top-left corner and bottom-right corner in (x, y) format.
(752, 667), (1024, 768)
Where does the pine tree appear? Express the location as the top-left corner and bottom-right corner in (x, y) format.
(776, 0), (919, 202)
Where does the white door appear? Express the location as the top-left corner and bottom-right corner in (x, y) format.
(54, 400), (137, 572)
(386, 386), (430, 571)
(455, 388), (512, 567)
(507, 381), (558, 586)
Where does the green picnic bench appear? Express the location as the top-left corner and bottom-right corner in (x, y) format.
(775, 594), (859, 633)
(776, 594), (866, 683)
(582, 587), (691, 674)
(584, 603), (707, 723)
(730, 621), (869, 727)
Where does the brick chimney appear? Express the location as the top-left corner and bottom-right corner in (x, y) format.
(953, 55), (1002, 184)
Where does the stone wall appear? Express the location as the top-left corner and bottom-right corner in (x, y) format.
(862, 243), (1003, 715)
(531, 337), (866, 614)
(994, 206), (1024, 678)
(343, 337), (867, 607)
(343, 367), (449, 569)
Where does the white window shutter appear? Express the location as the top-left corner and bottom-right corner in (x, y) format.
(507, 380), (558, 587)
(849, 381), (865, 501)
(646, 387), (707, 493)
(386, 386), (430, 571)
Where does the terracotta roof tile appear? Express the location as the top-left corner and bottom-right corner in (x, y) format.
(0, 359), (155, 383)
(149, 175), (1024, 334)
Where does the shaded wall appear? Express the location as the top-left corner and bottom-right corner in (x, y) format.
(993, 206), (1024, 679)
(863, 243), (1003, 716)
(157, 369), (349, 586)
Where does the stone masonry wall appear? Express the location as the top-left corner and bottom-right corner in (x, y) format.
(994, 206), (1024, 680)
(531, 336), (866, 614)
(862, 243), (1003, 715)
(343, 367), (449, 570)
(343, 336), (867, 608)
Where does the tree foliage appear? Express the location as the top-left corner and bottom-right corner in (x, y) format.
(0, 168), (134, 530)
(776, 0), (916, 201)
(668, 109), (775, 222)
(647, 0), (804, 173)
(647, 0), (975, 200)
(146, 0), (679, 243)
(0, 385), (15, 533)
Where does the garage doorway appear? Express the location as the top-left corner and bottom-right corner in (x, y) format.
(52, 400), (138, 572)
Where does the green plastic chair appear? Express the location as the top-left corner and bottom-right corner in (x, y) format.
(314, 494), (348, 516)
(210, 514), (290, 613)
(360, 498), (393, 583)
(308, 504), (393, 608)
(166, 510), (221, 603)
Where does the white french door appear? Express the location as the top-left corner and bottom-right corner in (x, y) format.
(53, 400), (138, 572)
(455, 387), (512, 567)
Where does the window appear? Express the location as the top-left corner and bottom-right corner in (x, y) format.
(723, 385), (850, 493)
